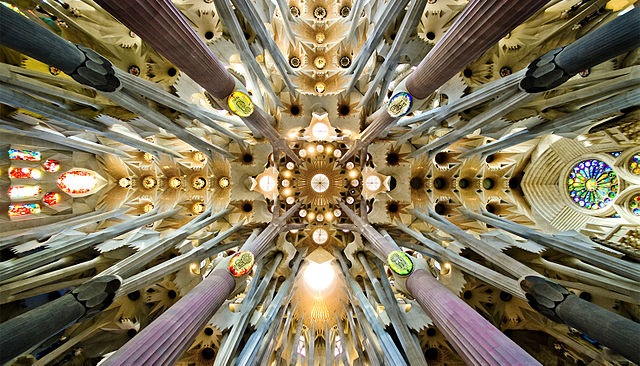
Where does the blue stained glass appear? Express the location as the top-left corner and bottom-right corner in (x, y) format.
(567, 159), (618, 211)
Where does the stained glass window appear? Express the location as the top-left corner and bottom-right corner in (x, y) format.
(629, 154), (640, 175)
(8, 167), (42, 179)
(43, 159), (60, 172)
(9, 148), (41, 161)
(57, 169), (98, 195)
(43, 192), (61, 206)
(630, 194), (640, 216)
(8, 203), (41, 217)
(8, 185), (41, 200)
(567, 159), (618, 210)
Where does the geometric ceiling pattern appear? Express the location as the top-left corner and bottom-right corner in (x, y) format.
(0, 0), (639, 365)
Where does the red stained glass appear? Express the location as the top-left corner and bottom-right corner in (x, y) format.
(43, 192), (61, 206)
(8, 185), (41, 199)
(8, 167), (42, 179)
(8, 203), (41, 217)
(43, 159), (60, 173)
(57, 170), (98, 195)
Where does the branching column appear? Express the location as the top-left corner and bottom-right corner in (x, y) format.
(407, 270), (541, 365)
(93, 0), (300, 163)
(522, 276), (640, 364)
(102, 207), (297, 365)
(340, 0), (550, 162)
(342, 204), (539, 364)
(0, 276), (121, 364)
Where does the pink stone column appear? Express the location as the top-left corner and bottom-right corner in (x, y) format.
(101, 269), (235, 366)
(94, 0), (235, 99)
(407, 269), (541, 365)
(94, 0), (301, 160)
(406, 0), (549, 99)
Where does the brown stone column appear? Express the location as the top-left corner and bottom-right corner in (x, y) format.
(406, 0), (550, 99)
(407, 270), (541, 365)
(93, 0), (235, 99)
(101, 269), (235, 366)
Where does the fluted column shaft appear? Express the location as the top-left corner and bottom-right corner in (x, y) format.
(342, 0), (549, 161)
(521, 7), (640, 92)
(0, 276), (121, 364)
(522, 276), (640, 364)
(406, 0), (549, 99)
(93, 0), (234, 99)
(102, 269), (235, 366)
(339, 202), (399, 259)
(407, 270), (541, 365)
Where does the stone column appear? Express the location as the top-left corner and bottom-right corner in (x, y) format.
(338, 202), (400, 260)
(463, 209), (640, 282)
(102, 206), (295, 365)
(0, 209), (177, 282)
(345, 211), (539, 364)
(100, 269), (235, 366)
(93, 0), (234, 99)
(521, 276), (640, 364)
(95, 0), (300, 160)
(407, 270), (541, 365)
(0, 275), (121, 364)
(0, 5), (120, 92)
(405, 0), (549, 99)
(521, 7), (640, 92)
(342, 0), (550, 161)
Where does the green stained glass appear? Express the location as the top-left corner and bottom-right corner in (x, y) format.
(567, 159), (618, 210)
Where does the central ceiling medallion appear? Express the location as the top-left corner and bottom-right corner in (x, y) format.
(310, 173), (330, 193)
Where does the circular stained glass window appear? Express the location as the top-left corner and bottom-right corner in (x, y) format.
(567, 159), (618, 210)
(629, 194), (640, 216)
(629, 154), (640, 175)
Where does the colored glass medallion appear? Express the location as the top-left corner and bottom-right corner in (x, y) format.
(43, 159), (60, 172)
(227, 91), (254, 117)
(387, 92), (413, 117)
(567, 159), (618, 210)
(42, 192), (61, 206)
(387, 250), (413, 276)
(229, 251), (254, 277)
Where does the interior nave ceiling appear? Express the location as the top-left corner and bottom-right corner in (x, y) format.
(0, 0), (639, 365)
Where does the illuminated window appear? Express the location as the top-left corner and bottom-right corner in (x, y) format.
(365, 175), (381, 191)
(8, 167), (42, 179)
(311, 123), (330, 140)
(8, 203), (41, 217)
(629, 154), (640, 175)
(43, 159), (60, 172)
(258, 175), (277, 192)
(312, 228), (329, 244)
(8, 148), (40, 161)
(296, 336), (306, 357)
(630, 194), (640, 216)
(57, 169), (99, 195)
(334, 336), (344, 357)
(567, 159), (618, 210)
(8, 185), (41, 200)
(42, 192), (61, 206)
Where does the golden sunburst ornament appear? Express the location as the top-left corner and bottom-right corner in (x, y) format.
(295, 158), (345, 207)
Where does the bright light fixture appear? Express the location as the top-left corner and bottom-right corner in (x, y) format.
(311, 123), (330, 140)
(303, 261), (336, 293)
